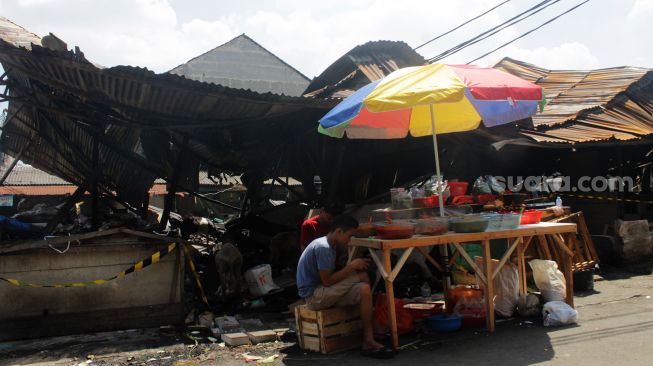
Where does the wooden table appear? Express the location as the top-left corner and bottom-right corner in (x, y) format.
(349, 222), (578, 349)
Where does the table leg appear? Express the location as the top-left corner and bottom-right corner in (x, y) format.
(516, 237), (526, 296)
(348, 246), (362, 263)
(383, 248), (399, 349)
(482, 239), (495, 332)
(564, 233), (575, 307)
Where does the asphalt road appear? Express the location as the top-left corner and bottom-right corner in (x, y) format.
(2, 268), (652, 366)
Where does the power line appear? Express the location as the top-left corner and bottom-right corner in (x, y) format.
(467, 0), (591, 64)
(413, 0), (512, 51)
(426, 0), (559, 63)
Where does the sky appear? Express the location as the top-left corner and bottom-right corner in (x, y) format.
(0, 0), (652, 79)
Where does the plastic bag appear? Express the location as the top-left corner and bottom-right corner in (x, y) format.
(616, 219), (653, 260)
(485, 175), (505, 195)
(472, 176), (492, 195)
(244, 264), (281, 297)
(542, 301), (578, 326)
(374, 293), (413, 335)
(474, 257), (519, 317)
(529, 259), (566, 302)
(517, 293), (541, 317)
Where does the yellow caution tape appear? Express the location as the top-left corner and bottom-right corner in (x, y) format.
(183, 243), (210, 306)
(0, 243), (177, 288)
(560, 193), (653, 204)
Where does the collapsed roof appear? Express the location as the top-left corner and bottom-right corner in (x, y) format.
(495, 57), (653, 144)
(0, 17), (334, 209)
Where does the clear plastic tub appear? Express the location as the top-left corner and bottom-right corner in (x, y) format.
(415, 217), (450, 235)
(484, 213), (522, 231)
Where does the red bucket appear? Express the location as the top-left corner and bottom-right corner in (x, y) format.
(448, 182), (469, 197)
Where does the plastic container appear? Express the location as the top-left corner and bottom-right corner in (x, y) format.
(404, 302), (445, 320)
(374, 221), (415, 239)
(413, 195), (438, 208)
(390, 188), (413, 209)
(427, 314), (462, 332)
(520, 210), (543, 225)
(370, 208), (416, 222)
(415, 217), (449, 235)
(449, 215), (489, 233)
(485, 213), (522, 231)
(448, 181), (469, 197)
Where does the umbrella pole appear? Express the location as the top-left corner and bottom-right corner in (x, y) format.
(429, 104), (451, 291)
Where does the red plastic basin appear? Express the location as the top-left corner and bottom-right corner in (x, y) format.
(520, 210), (543, 224)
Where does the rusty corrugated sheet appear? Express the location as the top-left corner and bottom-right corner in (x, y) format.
(495, 57), (653, 144)
(303, 41), (425, 98)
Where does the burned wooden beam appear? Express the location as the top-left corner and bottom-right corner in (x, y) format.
(160, 136), (188, 231)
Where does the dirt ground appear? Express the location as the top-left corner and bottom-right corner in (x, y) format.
(2, 267), (653, 366)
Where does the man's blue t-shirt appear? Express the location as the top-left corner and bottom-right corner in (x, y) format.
(296, 236), (336, 298)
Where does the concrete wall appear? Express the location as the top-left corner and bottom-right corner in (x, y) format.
(0, 233), (184, 340)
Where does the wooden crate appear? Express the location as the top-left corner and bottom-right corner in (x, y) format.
(295, 304), (362, 354)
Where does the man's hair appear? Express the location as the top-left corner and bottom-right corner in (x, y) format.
(329, 214), (359, 232)
(323, 202), (345, 215)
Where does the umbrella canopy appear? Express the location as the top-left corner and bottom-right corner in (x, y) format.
(319, 63), (544, 139)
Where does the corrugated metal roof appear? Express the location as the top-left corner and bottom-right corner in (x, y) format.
(303, 41), (425, 98)
(495, 57), (653, 144)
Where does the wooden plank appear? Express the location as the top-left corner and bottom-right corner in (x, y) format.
(448, 249), (461, 267)
(384, 248), (399, 349)
(538, 235), (553, 260)
(247, 330), (277, 344)
(301, 321), (319, 336)
(492, 237), (521, 280)
(297, 306), (317, 321)
(564, 234), (575, 307)
(452, 243), (487, 285)
(482, 240), (495, 332)
(302, 336), (321, 352)
(388, 247), (414, 282)
(294, 306), (304, 349)
(578, 213), (599, 261)
(221, 332), (251, 346)
(323, 333), (362, 354)
(522, 236), (534, 253)
(323, 320), (362, 337)
(552, 234), (575, 257)
(350, 223), (577, 250)
(517, 237), (527, 295)
(417, 246), (444, 272)
(368, 249), (389, 280)
(319, 306), (360, 325)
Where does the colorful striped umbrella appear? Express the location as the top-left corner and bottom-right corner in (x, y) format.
(318, 63), (544, 214)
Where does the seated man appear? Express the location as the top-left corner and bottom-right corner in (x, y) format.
(299, 203), (344, 252)
(296, 214), (393, 359)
